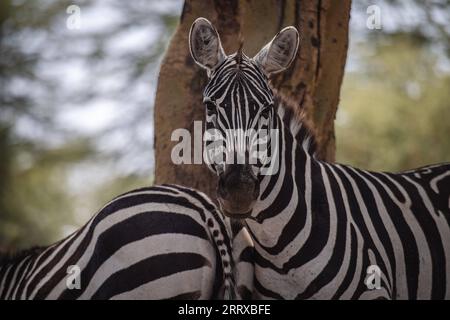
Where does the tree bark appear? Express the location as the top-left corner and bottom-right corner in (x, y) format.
(154, 0), (351, 198)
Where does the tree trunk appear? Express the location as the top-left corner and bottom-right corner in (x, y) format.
(154, 0), (351, 198)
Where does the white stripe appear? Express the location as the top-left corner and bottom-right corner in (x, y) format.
(357, 287), (390, 300)
(10, 255), (33, 300)
(403, 175), (450, 299)
(5, 256), (28, 299)
(20, 244), (57, 299)
(42, 202), (207, 299)
(253, 163), (338, 299)
(335, 165), (395, 292)
(248, 139), (299, 266)
(349, 167), (408, 299)
(0, 264), (13, 298)
(315, 164), (391, 298)
(110, 268), (214, 300)
(247, 131), (289, 248)
(339, 222), (365, 299)
(29, 190), (204, 299)
(430, 170), (450, 193)
(78, 234), (214, 299)
(22, 222), (92, 298)
(377, 173), (433, 298)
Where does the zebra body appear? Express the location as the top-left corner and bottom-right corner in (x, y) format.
(189, 18), (450, 299)
(0, 184), (254, 300)
(248, 106), (450, 299)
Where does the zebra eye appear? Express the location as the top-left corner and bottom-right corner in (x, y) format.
(205, 101), (216, 114)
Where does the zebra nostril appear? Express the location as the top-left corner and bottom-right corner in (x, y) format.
(218, 166), (258, 200)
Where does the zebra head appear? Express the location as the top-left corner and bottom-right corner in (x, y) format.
(189, 17), (299, 218)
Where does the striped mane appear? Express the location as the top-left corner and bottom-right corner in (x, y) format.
(0, 246), (43, 267)
(272, 90), (318, 157)
(235, 39), (244, 67)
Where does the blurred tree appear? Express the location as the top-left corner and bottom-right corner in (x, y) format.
(336, 32), (450, 171)
(0, 0), (82, 249)
(154, 0), (351, 198)
(0, 0), (181, 249)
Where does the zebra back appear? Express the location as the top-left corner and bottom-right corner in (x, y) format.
(0, 184), (254, 300)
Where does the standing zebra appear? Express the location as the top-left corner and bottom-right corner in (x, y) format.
(0, 184), (254, 299)
(189, 17), (450, 299)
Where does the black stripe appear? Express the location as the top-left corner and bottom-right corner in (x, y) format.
(89, 253), (212, 300)
(22, 245), (61, 298)
(171, 185), (234, 267)
(335, 165), (395, 297)
(282, 160), (330, 271)
(351, 242), (371, 299)
(237, 285), (252, 300)
(0, 264), (15, 299)
(55, 211), (209, 299)
(364, 171), (419, 299)
(399, 176), (446, 299)
(254, 278), (284, 300)
(8, 256), (32, 299)
(238, 246), (254, 265)
(34, 192), (210, 299)
(296, 165), (348, 299)
(167, 291), (202, 300)
(333, 223), (358, 299)
(257, 128), (294, 223)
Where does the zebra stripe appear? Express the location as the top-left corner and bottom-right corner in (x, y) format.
(0, 184), (254, 300)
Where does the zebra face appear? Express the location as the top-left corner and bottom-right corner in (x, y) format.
(189, 18), (299, 218)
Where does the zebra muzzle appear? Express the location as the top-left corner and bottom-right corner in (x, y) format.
(217, 164), (259, 218)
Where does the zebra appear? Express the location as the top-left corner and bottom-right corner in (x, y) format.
(0, 184), (254, 300)
(189, 17), (450, 299)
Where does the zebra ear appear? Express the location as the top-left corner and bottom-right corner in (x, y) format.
(189, 17), (226, 74)
(253, 26), (299, 75)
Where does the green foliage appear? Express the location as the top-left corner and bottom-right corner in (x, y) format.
(336, 34), (450, 171)
(0, 139), (92, 248)
(0, 0), (180, 250)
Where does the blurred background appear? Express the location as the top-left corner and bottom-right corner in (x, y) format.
(0, 0), (449, 249)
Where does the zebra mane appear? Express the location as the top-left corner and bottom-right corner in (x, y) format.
(272, 89), (317, 156)
(0, 246), (43, 267)
(235, 38), (244, 67)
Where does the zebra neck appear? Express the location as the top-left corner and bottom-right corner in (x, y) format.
(0, 247), (43, 298)
(247, 104), (322, 250)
